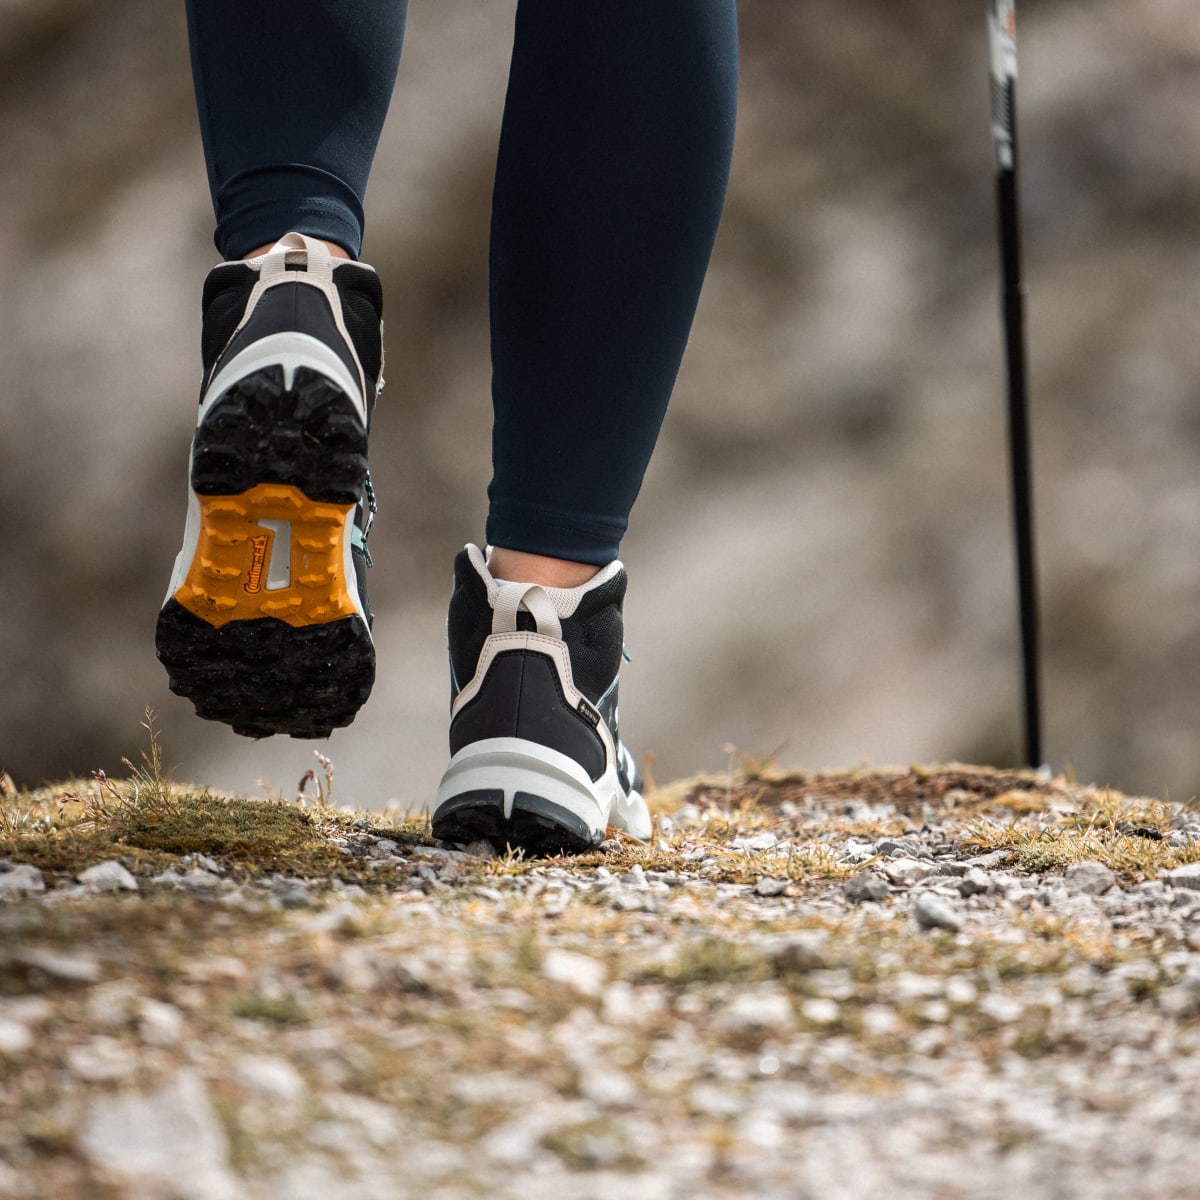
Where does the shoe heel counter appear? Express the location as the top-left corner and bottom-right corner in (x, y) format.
(448, 643), (608, 782)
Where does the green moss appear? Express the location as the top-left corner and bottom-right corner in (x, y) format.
(122, 792), (324, 864)
(637, 936), (766, 988)
(229, 993), (310, 1026)
(0, 780), (442, 889)
(541, 1120), (645, 1171)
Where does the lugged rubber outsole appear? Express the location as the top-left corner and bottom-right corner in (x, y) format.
(432, 789), (602, 857)
(192, 364), (367, 503)
(171, 483), (359, 628)
(156, 600), (374, 738)
(156, 363), (374, 738)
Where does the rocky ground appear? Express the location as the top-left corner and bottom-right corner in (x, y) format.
(1, 762), (1200, 1198)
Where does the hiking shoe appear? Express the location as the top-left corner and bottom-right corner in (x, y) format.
(432, 544), (652, 855)
(156, 233), (384, 738)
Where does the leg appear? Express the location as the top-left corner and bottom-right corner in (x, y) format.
(185, 0), (407, 260)
(487, 0), (739, 568)
(434, 0), (739, 852)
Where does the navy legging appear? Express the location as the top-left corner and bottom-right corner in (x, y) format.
(186, 1), (738, 564)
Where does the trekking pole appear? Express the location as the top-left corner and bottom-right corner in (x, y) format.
(988, 0), (1043, 768)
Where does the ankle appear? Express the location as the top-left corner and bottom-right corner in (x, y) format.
(486, 547), (599, 589)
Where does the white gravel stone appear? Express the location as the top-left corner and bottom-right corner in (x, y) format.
(78, 860), (138, 892)
(601, 980), (664, 1027)
(808, 969), (855, 1001)
(876, 837), (922, 858)
(154, 867), (226, 895)
(843, 870), (891, 902)
(891, 973), (946, 1001)
(15, 947), (101, 983)
(754, 876), (789, 896)
(0, 1019), (32, 1056)
(913, 893), (963, 932)
(958, 866), (993, 897)
(885, 859), (939, 886)
(0, 864), (44, 897)
(85, 981), (139, 1027)
(0, 1159), (22, 1197)
(860, 1005), (902, 1036)
(578, 1063), (639, 1108)
(67, 1036), (136, 1083)
(945, 977), (979, 1005)
(736, 1106), (787, 1150)
(919, 1000), (950, 1023)
(978, 993), (1025, 1023)
(482, 1118), (542, 1166)
(1064, 861), (1116, 896)
(715, 989), (795, 1035)
(964, 850), (1010, 869)
(1161, 863), (1200, 891)
(542, 948), (608, 996)
(79, 1070), (244, 1199)
(0, 996), (51, 1026)
(235, 1055), (308, 1102)
(181, 854), (224, 874)
(14, 759), (1200, 1198)
(800, 997), (840, 1025)
(689, 1082), (746, 1118)
(732, 832), (780, 852)
(138, 998), (184, 1047)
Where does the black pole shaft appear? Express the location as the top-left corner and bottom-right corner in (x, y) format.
(989, 0), (1043, 768)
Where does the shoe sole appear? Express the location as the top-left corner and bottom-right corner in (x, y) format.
(156, 364), (374, 738)
(433, 737), (649, 855)
(434, 790), (600, 857)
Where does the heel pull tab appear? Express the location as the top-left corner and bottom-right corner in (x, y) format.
(258, 232), (335, 285)
(491, 582), (563, 640)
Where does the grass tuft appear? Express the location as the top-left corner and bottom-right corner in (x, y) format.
(0, 712), (439, 886)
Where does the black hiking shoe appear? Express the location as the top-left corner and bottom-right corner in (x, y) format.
(156, 233), (383, 738)
(432, 544), (651, 855)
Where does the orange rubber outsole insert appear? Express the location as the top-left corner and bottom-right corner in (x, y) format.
(173, 483), (358, 628)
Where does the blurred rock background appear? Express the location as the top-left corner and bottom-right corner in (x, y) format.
(3, 0), (1199, 810)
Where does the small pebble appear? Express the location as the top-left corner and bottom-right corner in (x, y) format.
(0, 1019), (33, 1056)
(913, 893), (963, 933)
(715, 989), (794, 1035)
(541, 949), (607, 997)
(843, 871), (891, 903)
(1161, 863), (1200, 892)
(1064, 861), (1116, 896)
(0, 864), (45, 898)
(959, 866), (993, 897)
(754, 877), (790, 897)
(884, 859), (938, 887)
(78, 861), (138, 893)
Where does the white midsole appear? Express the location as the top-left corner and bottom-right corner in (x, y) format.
(200, 331), (367, 427)
(434, 737), (650, 841)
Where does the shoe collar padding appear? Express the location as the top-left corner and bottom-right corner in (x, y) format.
(462, 544), (624, 640)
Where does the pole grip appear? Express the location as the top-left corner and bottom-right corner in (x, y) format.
(988, 0), (1017, 171)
